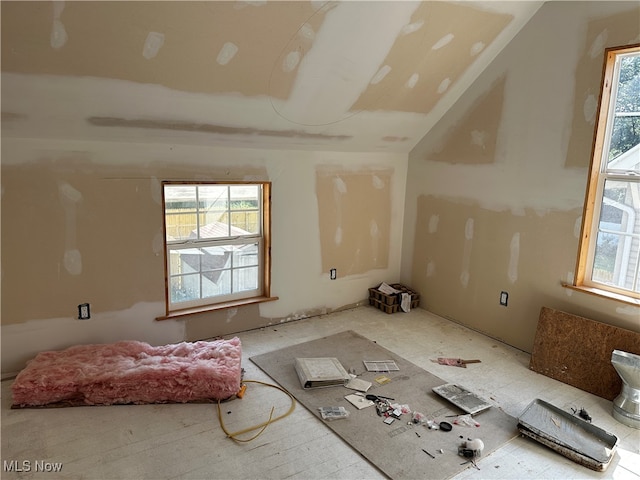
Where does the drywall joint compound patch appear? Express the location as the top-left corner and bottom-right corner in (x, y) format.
(226, 307), (238, 323)
(428, 214), (439, 234)
(583, 94), (598, 124)
(299, 23), (316, 41)
(426, 260), (436, 277)
(470, 41), (485, 56)
(402, 20), (424, 36)
(438, 78), (452, 95)
(432, 33), (454, 50)
(406, 73), (419, 89)
(574, 216), (582, 238)
(372, 175), (385, 189)
(332, 176), (347, 245)
(371, 65), (392, 85)
(471, 130), (487, 149)
(508, 233), (520, 284)
(143, 32), (165, 60)
(50, 1), (67, 49)
(283, 51), (301, 73)
(217, 42), (239, 66)
(59, 182), (83, 275)
(460, 218), (474, 288)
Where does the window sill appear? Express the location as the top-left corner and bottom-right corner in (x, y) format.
(156, 295), (279, 321)
(562, 284), (640, 307)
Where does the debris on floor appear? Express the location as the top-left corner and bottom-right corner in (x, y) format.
(433, 357), (481, 368)
(363, 360), (399, 372)
(318, 406), (349, 421)
(432, 384), (492, 415)
(452, 414), (481, 427)
(344, 393), (375, 410)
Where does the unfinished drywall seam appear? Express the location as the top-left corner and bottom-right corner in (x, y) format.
(275, 1), (419, 126)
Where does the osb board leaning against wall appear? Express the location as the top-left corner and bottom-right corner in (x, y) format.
(530, 306), (640, 401)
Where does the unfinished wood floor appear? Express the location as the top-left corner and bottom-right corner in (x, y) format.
(2, 306), (639, 479)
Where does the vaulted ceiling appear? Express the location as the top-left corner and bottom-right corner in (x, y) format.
(1, 1), (543, 152)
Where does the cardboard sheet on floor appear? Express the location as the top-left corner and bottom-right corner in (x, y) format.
(251, 330), (518, 480)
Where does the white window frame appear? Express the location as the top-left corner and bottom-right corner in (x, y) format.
(161, 181), (272, 315)
(575, 44), (640, 303)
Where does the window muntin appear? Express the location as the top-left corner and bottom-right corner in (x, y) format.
(578, 45), (640, 300)
(163, 182), (267, 312)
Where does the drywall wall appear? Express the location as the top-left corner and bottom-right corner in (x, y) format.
(316, 166), (392, 275)
(403, 1), (640, 353)
(1, 139), (407, 374)
(1, 0), (541, 376)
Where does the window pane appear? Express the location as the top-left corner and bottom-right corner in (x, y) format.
(200, 245), (231, 271)
(170, 273), (200, 304)
(593, 179), (640, 292)
(233, 267), (259, 292)
(592, 231), (620, 284)
(606, 53), (640, 171)
(230, 185), (259, 209)
(600, 180), (640, 228)
(233, 243), (258, 267)
(198, 216), (231, 239)
(165, 185), (196, 203)
(230, 185), (260, 234)
(198, 186), (229, 239)
(202, 269), (231, 298)
(165, 185), (197, 241)
(169, 243), (260, 303)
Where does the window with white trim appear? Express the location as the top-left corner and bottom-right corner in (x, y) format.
(576, 45), (640, 301)
(162, 181), (271, 313)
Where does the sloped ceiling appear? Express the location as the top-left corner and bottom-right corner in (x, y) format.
(1, 1), (543, 152)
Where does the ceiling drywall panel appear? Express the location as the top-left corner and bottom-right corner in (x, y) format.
(1, 1), (544, 153)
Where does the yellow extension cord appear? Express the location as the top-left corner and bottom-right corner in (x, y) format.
(217, 380), (296, 443)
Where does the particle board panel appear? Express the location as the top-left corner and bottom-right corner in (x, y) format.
(529, 307), (640, 401)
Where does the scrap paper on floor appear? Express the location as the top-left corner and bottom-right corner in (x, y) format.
(345, 377), (372, 392)
(344, 393), (375, 410)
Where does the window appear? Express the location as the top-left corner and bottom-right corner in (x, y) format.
(575, 45), (640, 302)
(161, 181), (273, 315)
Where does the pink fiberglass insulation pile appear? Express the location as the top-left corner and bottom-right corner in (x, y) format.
(11, 338), (242, 408)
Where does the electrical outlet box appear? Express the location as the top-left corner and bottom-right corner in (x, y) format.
(499, 291), (509, 306)
(330, 268), (337, 280)
(78, 303), (91, 320)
